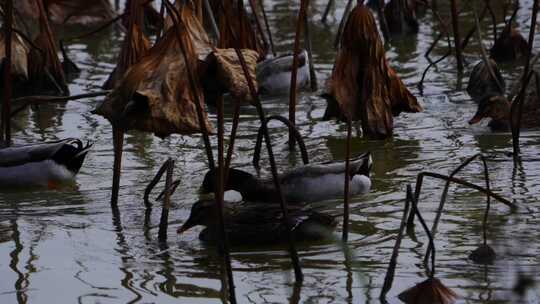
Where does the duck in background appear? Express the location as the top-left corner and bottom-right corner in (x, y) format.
(202, 152), (372, 204)
(177, 199), (337, 245)
(256, 50), (311, 95)
(468, 95), (540, 132)
(0, 139), (92, 189)
(466, 59), (506, 103)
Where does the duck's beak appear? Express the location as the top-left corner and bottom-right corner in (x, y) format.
(468, 112), (484, 125)
(177, 218), (197, 234)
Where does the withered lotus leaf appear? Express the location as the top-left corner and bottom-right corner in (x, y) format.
(28, 0), (68, 95)
(324, 4), (422, 138)
(398, 278), (458, 304)
(13, 0), (115, 27)
(210, 0), (267, 60)
(0, 32), (30, 81)
(203, 48), (259, 104)
(93, 24), (214, 138)
(103, 0), (151, 90)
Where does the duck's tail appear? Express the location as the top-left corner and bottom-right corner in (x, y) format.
(52, 139), (93, 174)
(349, 152), (372, 177)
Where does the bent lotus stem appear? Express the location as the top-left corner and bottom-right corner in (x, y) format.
(164, 2), (234, 302)
(407, 170), (516, 235)
(461, 4), (488, 50)
(289, 0), (310, 150)
(158, 158), (175, 242)
(424, 154), (492, 266)
(512, 0), (539, 158)
(2, 0), (13, 145)
(144, 160), (171, 208)
(218, 0), (304, 283)
(410, 185), (436, 278)
(379, 185), (412, 300)
(253, 115), (310, 168)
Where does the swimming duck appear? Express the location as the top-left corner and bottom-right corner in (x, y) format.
(177, 199), (337, 245)
(466, 60), (505, 103)
(468, 95), (540, 131)
(256, 50), (310, 95)
(0, 138), (92, 188)
(202, 152), (372, 204)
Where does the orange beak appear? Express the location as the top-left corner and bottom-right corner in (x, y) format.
(468, 113), (484, 125)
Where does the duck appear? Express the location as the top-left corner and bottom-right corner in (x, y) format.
(468, 95), (540, 131)
(466, 59), (505, 103)
(0, 138), (92, 188)
(177, 199), (337, 246)
(202, 152), (372, 204)
(256, 50), (310, 95)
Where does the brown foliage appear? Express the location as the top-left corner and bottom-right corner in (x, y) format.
(94, 6), (214, 138)
(202, 48), (259, 104)
(0, 32), (30, 81)
(324, 4), (422, 138)
(28, 0), (67, 94)
(103, 0), (151, 89)
(398, 278), (458, 304)
(210, 0), (265, 60)
(13, 0), (115, 27)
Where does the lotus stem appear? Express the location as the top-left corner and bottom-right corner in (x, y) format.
(322, 0), (334, 23)
(252, 115), (310, 168)
(257, 0), (276, 57)
(248, 0), (269, 56)
(144, 160), (170, 208)
(158, 158), (174, 242)
(472, 4), (504, 94)
(342, 117), (353, 242)
(217, 0), (304, 283)
(215, 93), (237, 304)
(163, 2), (234, 300)
(450, 0), (464, 72)
(410, 185), (436, 278)
(304, 10), (318, 92)
(289, 0), (310, 150)
(224, 101), (241, 183)
(379, 185), (412, 300)
(203, 0), (220, 42)
(1, 0), (13, 145)
(163, 1), (215, 170)
(511, 0), (539, 159)
(334, 0), (354, 49)
(111, 126), (124, 207)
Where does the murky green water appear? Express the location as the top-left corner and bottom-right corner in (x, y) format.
(1, 1), (539, 303)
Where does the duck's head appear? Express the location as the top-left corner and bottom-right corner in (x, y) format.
(177, 200), (214, 234)
(469, 96), (511, 125)
(353, 152), (373, 178)
(201, 168), (256, 194)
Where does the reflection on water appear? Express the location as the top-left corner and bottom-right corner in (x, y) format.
(1, 0), (540, 303)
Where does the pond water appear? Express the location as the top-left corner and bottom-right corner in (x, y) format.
(1, 0), (539, 303)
